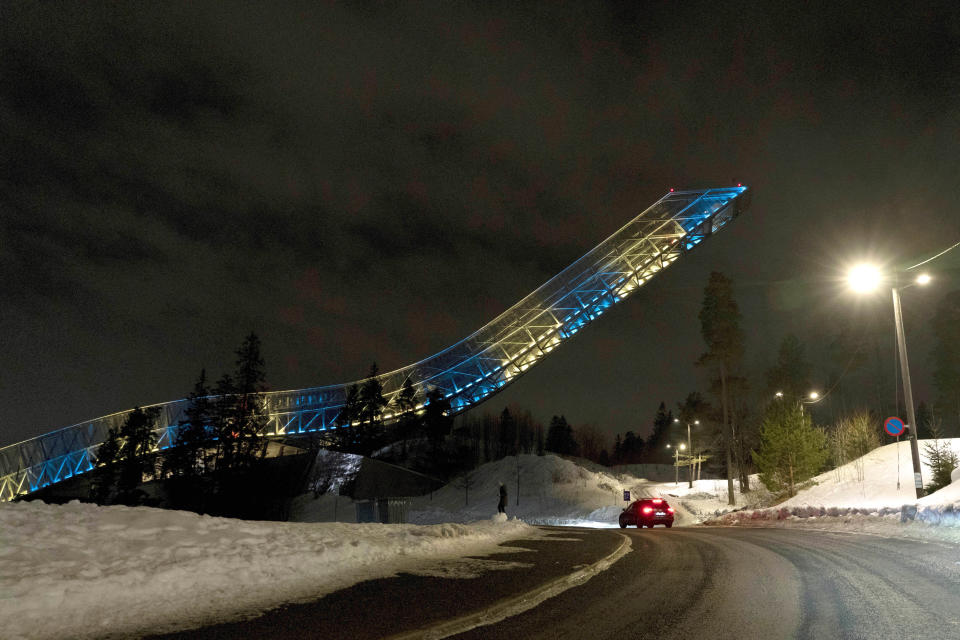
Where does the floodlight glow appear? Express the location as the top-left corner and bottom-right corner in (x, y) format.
(847, 264), (882, 293)
(916, 273), (931, 285)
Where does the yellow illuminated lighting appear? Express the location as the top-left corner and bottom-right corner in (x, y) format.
(847, 264), (881, 293)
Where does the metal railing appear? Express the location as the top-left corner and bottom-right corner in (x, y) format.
(0, 186), (749, 501)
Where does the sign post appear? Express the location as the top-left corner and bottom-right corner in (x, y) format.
(884, 416), (906, 437)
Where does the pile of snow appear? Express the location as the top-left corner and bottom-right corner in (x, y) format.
(290, 454), (755, 527)
(0, 500), (539, 640)
(708, 438), (960, 541)
(779, 439), (960, 510)
(405, 454), (634, 527)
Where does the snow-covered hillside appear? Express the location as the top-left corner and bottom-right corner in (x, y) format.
(779, 438), (960, 510)
(0, 500), (538, 640)
(292, 453), (759, 527)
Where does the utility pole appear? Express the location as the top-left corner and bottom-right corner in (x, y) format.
(892, 286), (925, 499)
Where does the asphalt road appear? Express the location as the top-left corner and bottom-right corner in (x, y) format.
(153, 526), (960, 640)
(453, 527), (960, 640)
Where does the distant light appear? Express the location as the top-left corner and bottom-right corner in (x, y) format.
(669, 188), (674, 192)
(775, 391), (784, 398)
(679, 443), (686, 450)
(666, 444), (671, 448)
(674, 418), (679, 423)
(916, 273), (932, 286)
(694, 420), (700, 425)
(809, 391), (820, 400)
(737, 183), (742, 187)
(848, 264), (882, 293)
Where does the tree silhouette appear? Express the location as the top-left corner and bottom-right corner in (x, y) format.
(698, 271), (744, 505)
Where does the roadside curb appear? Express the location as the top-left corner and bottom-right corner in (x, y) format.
(386, 531), (633, 640)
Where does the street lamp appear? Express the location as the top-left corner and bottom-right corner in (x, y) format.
(666, 442), (687, 485)
(674, 418), (700, 487)
(847, 264), (932, 498)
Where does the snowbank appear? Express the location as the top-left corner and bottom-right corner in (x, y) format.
(403, 454), (638, 527)
(778, 439), (960, 510)
(0, 500), (539, 640)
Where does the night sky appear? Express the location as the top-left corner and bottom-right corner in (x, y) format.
(3, 2), (960, 447)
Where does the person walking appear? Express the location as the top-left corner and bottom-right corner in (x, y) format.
(498, 482), (507, 514)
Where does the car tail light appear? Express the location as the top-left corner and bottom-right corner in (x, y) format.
(667, 507), (674, 513)
(652, 499), (662, 504)
(642, 507), (653, 514)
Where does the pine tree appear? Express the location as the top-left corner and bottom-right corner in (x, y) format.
(499, 407), (516, 458)
(90, 425), (122, 504)
(115, 407), (161, 505)
(545, 415), (577, 456)
(931, 291), (960, 436)
(424, 388), (452, 449)
(333, 383), (362, 453)
(358, 362), (387, 452)
(166, 369), (213, 479)
(164, 369), (214, 510)
(647, 402), (674, 463)
(210, 373), (237, 471)
(395, 377), (419, 458)
(922, 422), (959, 493)
(764, 334), (812, 400)
(231, 332), (268, 469)
(752, 402), (828, 497)
(698, 271), (745, 505)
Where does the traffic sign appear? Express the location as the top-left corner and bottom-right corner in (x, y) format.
(623, 490), (630, 501)
(884, 416), (906, 437)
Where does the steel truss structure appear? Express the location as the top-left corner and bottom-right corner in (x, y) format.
(0, 187), (749, 501)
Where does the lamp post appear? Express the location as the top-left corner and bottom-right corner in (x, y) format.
(674, 418), (700, 487)
(667, 443), (686, 485)
(848, 265), (931, 499)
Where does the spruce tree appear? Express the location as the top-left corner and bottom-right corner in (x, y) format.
(231, 332), (268, 469)
(91, 425), (122, 504)
(698, 271), (745, 504)
(424, 388), (452, 449)
(764, 334), (812, 400)
(752, 402), (828, 497)
(115, 407), (160, 505)
(358, 362), (387, 453)
(395, 377), (419, 458)
(545, 415), (577, 456)
(931, 291), (960, 436)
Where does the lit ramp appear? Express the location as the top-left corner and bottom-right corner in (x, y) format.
(0, 186), (749, 501)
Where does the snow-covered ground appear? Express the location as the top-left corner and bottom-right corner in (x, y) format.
(710, 439), (960, 544)
(291, 453), (753, 527)
(10, 443), (960, 640)
(0, 501), (539, 640)
(778, 438), (960, 510)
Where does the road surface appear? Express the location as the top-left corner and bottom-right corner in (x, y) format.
(154, 526), (960, 639)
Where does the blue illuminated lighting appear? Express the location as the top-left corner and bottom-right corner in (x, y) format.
(0, 186), (749, 502)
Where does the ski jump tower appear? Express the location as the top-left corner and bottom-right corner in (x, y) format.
(0, 186), (750, 501)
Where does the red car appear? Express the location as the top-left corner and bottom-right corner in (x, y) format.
(619, 498), (674, 528)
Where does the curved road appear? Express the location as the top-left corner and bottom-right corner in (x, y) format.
(155, 526), (960, 639)
(452, 526), (960, 640)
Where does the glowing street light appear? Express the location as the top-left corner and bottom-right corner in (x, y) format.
(667, 442), (687, 485)
(674, 418), (700, 487)
(847, 263), (933, 498)
(847, 264), (883, 293)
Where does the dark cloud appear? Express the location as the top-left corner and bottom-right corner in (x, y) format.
(2, 1), (960, 445)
